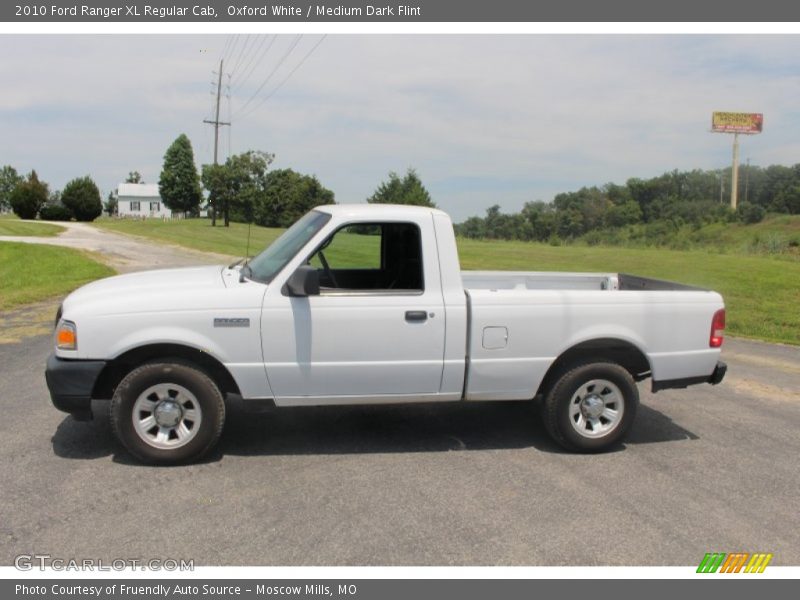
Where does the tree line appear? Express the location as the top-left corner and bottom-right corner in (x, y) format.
(0, 166), (103, 222)
(155, 134), (339, 227)
(0, 133), (433, 226)
(157, 134), (435, 227)
(456, 164), (800, 243)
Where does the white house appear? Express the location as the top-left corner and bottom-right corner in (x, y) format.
(117, 183), (173, 218)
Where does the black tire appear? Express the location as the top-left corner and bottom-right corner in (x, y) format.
(541, 361), (638, 453)
(110, 361), (225, 465)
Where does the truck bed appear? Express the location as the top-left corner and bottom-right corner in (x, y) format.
(462, 271), (704, 292)
(461, 270), (721, 402)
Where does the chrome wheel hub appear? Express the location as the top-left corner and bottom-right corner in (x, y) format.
(154, 400), (182, 428)
(568, 379), (625, 439)
(132, 383), (202, 450)
(581, 394), (605, 419)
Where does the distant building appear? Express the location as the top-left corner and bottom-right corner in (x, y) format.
(116, 183), (173, 218)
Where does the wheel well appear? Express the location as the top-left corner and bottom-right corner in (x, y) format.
(536, 338), (651, 398)
(91, 343), (241, 400)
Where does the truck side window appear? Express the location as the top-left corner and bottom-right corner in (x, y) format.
(308, 222), (424, 292)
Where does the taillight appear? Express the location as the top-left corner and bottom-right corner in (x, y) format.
(710, 309), (725, 348)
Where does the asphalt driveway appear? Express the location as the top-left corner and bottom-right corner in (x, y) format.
(0, 334), (797, 566)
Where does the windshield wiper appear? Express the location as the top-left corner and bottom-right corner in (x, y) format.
(228, 257), (245, 269)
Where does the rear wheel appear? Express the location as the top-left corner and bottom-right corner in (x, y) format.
(542, 361), (638, 452)
(110, 361), (225, 464)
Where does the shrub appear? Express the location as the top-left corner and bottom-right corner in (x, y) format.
(39, 203), (73, 221)
(61, 176), (102, 222)
(737, 202), (766, 224)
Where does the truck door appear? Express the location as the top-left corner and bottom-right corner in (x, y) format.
(260, 218), (446, 402)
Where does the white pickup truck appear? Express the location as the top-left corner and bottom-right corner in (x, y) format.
(46, 204), (727, 463)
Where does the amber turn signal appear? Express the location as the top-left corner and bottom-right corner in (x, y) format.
(56, 321), (77, 350)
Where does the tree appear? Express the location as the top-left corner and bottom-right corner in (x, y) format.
(202, 151), (274, 227)
(104, 191), (118, 217)
(201, 163), (237, 226)
(159, 134), (202, 217)
(126, 171), (143, 184)
(367, 168), (435, 207)
(226, 151), (275, 225)
(61, 176), (103, 222)
(0, 165), (23, 212)
(521, 200), (556, 241)
(202, 151), (335, 228)
(605, 200), (642, 227)
(457, 215), (488, 239)
(9, 170), (48, 219)
(256, 168), (334, 227)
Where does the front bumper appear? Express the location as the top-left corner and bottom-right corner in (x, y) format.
(45, 353), (106, 421)
(651, 360), (727, 393)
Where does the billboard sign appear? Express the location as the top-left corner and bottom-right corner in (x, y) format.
(712, 112), (763, 134)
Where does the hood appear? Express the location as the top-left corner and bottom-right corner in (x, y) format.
(62, 265), (226, 316)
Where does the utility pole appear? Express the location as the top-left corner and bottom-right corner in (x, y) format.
(204, 59), (230, 226)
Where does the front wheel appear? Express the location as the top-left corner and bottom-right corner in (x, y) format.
(542, 361), (638, 452)
(110, 362), (225, 464)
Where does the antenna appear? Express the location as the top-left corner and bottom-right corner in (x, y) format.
(245, 221), (252, 263)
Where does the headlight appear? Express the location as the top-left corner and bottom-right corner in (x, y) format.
(55, 320), (77, 351)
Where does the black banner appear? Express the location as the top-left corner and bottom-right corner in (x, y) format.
(4, 579), (797, 600)
(3, 0), (800, 22)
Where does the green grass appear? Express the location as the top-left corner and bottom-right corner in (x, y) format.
(91, 217), (800, 345)
(94, 217), (283, 257)
(0, 216), (64, 237)
(690, 214), (800, 255)
(0, 242), (115, 310)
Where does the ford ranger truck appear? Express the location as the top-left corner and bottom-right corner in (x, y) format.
(45, 204), (727, 464)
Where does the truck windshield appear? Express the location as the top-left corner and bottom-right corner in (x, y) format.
(246, 210), (331, 283)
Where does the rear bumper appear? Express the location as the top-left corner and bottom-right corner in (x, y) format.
(45, 353), (106, 421)
(651, 360), (727, 393)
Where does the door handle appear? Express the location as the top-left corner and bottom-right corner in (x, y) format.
(405, 310), (428, 322)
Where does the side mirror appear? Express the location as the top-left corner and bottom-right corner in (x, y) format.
(284, 265), (320, 297)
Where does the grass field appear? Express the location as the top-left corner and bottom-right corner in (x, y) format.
(0, 242), (115, 311)
(94, 217), (799, 345)
(690, 214), (800, 255)
(95, 218), (283, 257)
(0, 216), (64, 237)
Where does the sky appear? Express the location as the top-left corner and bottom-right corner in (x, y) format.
(1, 34), (799, 222)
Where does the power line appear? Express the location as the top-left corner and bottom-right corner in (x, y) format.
(229, 34), (253, 79)
(226, 35), (241, 65)
(237, 35), (327, 121)
(231, 34), (274, 92)
(220, 35), (234, 62)
(232, 34), (303, 118)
